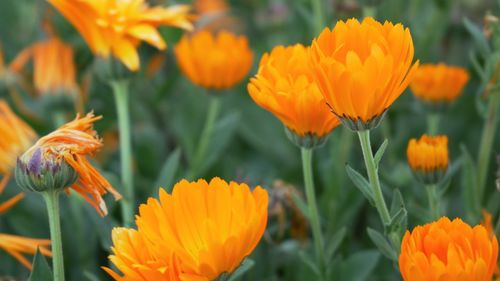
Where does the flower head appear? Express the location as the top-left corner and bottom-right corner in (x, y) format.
(104, 177), (268, 280)
(410, 63), (469, 103)
(175, 31), (253, 90)
(407, 134), (448, 184)
(248, 44), (340, 143)
(0, 100), (37, 175)
(47, 0), (193, 71)
(310, 17), (419, 130)
(399, 217), (499, 281)
(17, 112), (121, 215)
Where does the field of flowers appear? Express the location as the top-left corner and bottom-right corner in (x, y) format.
(0, 0), (499, 280)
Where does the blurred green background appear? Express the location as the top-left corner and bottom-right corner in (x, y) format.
(0, 0), (499, 280)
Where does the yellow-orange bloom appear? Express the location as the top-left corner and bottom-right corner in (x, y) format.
(195, 0), (228, 14)
(399, 217), (499, 281)
(407, 135), (448, 173)
(104, 177), (268, 280)
(9, 37), (78, 96)
(310, 17), (419, 129)
(47, 0), (193, 71)
(248, 44), (340, 138)
(19, 112), (121, 215)
(0, 100), (37, 175)
(175, 31), (253, 90)
(410, 63), (469, 103)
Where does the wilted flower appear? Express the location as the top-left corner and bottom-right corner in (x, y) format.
(410, 63), (469, 103)
(175, 31), (253, 90)
(16, 112), (121, 215)
(310, 17), (419, 130)
(248, 44), (340, 146)
(47, 0), (193, 71)
(399, 217), (498, 281)
(0, 100), (37, 175)
(407, 134), (448, 184)
(104, 177), (268, 280)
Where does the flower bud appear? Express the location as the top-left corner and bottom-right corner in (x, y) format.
(15, 148), (78, 193)
(407, 135), (449, 184)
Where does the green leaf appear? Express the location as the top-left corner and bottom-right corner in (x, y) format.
(367, 228), (397, 261)
(388, 207), (407, 234)
(83, 271), (101, 281)
(28, 249), (52, 281)
(153, 148), (182, 194)
(389, 189), (407, 232)
(374, 139), (388, 169)
(298, 251), (320, 276)
(345, 164), (375, 206)
(326, 227), (346, 263)
(463, 17), (491, 58)
(227, 259), (255, 281)
(460, 144), (480, 219)
(340, 250), (381, 281)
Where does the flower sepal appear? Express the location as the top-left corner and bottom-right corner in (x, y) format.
(338, 111), (387, 132)
(15, 148), (78, 193)
(411, 168), (448, 185)
(285, 127), (329, 149)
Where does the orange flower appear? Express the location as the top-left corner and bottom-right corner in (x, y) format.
(9, 37), (78, 96)
(195, 0), (228, 14)
(407, 135), (448, 172)
(410, 63), (469, 103)
(175, 31), (253, 90)
(310, 17), (419, 129)
(399, 217), (499, 281)
(0, 100), (37, 175)
(248, 44), (340, 139)
(47, 0), (193, 71)
(104, 177), (268, 280)
(19, 112), (121, 215)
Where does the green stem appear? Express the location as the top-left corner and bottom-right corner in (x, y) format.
(301, 148), (326, 281)
(357, 130), (391, 226)
(425, 184), (439, 220)
(477, 92), (500, 205)
(426, 112), (440, 135)
(42, 190), (64, 281)
(188, 96), (221, 180)
(110, 80), (134, 227)
(311, 0), (324, 35)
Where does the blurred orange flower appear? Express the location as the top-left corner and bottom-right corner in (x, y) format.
(399, 217), (498, 281)
(9, 37), (78, 96)
(195, 0), (228, 14)
(407, 135), (448, 173)
(248, 44), (340, 138)
(47, 0), (193, 71)
(0, 100), (37, 175)
(175, 31), (253, 90)
(310, 17), (419, 129)
(19, 112), (121, 215)
(410, 63), (469, 103)
(104, 177), (268, 280)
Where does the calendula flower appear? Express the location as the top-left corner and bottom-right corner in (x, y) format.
(0, 100), (37, 175)
(47, 0), (193, 71)
(248, 44), (340, 146)
(310, 17), (419, 130)
(410, 63), (469, 103)
(16, 112), (121, 215)
(399, 217), (499, 281)
(103, 177), (268, 280)
(195, 0), (228, 14)
(0, 174), (51, 269)
(175, 31), (253, 90)
(9, 37), (78, 96)
(407, 134), (448, 184)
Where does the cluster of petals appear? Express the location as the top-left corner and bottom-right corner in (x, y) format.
(248, 44), (340, 137)
(400, 217), (499, 281)
(407, 134), (448, 172)
(175, 31), (253, 90)
(104, 177), (268, 281)
(410, 63), (469, 103)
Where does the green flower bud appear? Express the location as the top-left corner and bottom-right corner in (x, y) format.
(15, 148), (78, 193)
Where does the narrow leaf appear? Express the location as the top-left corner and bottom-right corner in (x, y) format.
(367, 228), (397, 261)
(28, 249), (52, 281)
(374, 139), (388, 168)
(340, 250), (381, 281)
(153, 148), (181, 193)
(227, 259), (255, 281)
(345, 164), (375, 206)
(326, 227), (346, 262)
(463, 17), (491, 58)
(298, 251), (320, 276)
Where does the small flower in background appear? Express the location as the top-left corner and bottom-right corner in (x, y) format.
(310, 17), (419, 131)
(195, 0), (228, 14)
(407, 134), (448, 184)
(410, 63), (469, 103)
(248, 44), (340, 147)
(175, 31), (253, 90)
(0, 100), (37, 175)
(47, 0), (193, 71)
(103, 177), (268, 280)
(16, 112), (121, 216)
(399, 217), (499, 281)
